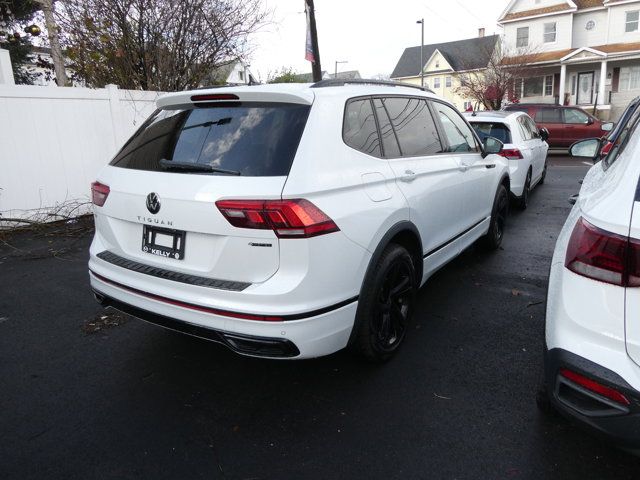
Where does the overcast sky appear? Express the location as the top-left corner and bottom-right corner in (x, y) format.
(249, 0), (508, 82)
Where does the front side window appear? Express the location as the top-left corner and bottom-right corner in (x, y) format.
(544, 22), (556, 43)
(517, 27), (529, 47)
(343, 98), (382, 157)
(382, 97), (443, 157)
(564, 108), (590, 124)
(535, 107), (562, 123)
(620, 66), (640, 90)
(432, 102), (479, 153)
(626, 11), (639, 32)
(524, 116), (541, 138)
(111, 102), (310, 176)
(518, 117), (533, 140)
(604, 104), (640, 168)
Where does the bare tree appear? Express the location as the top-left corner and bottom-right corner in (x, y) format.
(456, 44), (542, 111)
(34, 0), (68, 86)
(58, 0), (267, 90)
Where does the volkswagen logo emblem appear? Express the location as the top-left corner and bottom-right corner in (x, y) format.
(146, 192), (161, 214)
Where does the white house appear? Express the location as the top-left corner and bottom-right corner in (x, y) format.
(499, 0), (640, 119)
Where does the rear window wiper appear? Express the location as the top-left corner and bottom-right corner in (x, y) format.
(159, 159), (241, 176)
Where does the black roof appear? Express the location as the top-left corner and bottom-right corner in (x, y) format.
(390, 35), (499, 79)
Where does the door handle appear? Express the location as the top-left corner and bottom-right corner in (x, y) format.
(400, 170), (416, 182)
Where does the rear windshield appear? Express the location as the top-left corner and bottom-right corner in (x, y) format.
(110, 102), (310, 176)
(469, 122), (512, 144)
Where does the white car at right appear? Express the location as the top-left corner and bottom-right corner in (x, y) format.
(540, 104), (640, 449)
(465, 111), (549, 209)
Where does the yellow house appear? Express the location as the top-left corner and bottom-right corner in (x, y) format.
(390, 32), (500, 110)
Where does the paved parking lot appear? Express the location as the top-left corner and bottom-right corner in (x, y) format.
(2, 156), (640, 479)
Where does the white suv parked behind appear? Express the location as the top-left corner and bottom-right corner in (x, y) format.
(89, 80), (510, 361)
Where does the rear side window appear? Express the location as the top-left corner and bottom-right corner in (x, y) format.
(535, 107), (562, 123)
(564, 108), (590, 124)
(382, 97), (443, 157)
(432, 102), (479, 153)
(469, 122), (512, 144)
(343, 98), (382, 157)
(110, 102), (310, 176)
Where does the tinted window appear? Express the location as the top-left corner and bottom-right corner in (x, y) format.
(524, 116), (541, 138)
(372, 99), (401, 157)
(604, 105), (640, 168)
(111, 102), (310, 176)
(433, 102), (479, 153)
(564, 108), (590, 124)
(470, 122), (512, 144)
(382, 97), (443, 156)
(535, 107), (562, 123)
(343, 98), (382, 156)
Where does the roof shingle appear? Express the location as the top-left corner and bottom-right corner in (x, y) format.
(390, 35), (499, 79)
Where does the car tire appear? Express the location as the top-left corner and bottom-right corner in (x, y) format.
(518, 170), (531, 210)
(539, 161), (547, 185)
(350, 243), (417, 362)
(482, 183), (509, 250)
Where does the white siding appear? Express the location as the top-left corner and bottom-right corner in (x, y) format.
(608, 3), (640, 45)
(572, 10), (609, 47)
(503, 13), (573, 52)
(0, 84), (161, 220)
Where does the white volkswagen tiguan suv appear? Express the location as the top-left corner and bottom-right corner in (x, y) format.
(89, 80), (510, 361)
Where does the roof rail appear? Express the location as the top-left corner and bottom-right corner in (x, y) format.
(310, 78), (434, 93)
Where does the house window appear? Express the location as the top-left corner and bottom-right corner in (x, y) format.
(434, 77), (441, 88)
(445, 76), (452, 88)
(626, 11), (639, 32)
(523, 77), (543, 97)
(544, 23), (556, 43)
(571, 75), (577, 95)
(620, 66), (640, 90)
(238, 71), (244, 81)
(435, 61), (440, 68)
(517, 27), (529, 47)
(544, 75), (554, 96)
(463, 101), (473, 111)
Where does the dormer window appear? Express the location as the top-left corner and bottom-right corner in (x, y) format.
(517, 27), (529, 48)
(544, 22), (556, 43)
(626, 11), (639, 32)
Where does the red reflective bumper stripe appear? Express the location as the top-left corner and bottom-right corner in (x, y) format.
(89, 270), (283, 322)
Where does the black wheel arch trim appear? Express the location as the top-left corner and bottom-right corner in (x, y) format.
(360, 221), (424, 293)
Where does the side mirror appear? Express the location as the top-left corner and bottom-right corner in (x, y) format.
(569, 138), (600, 160)
(482, 136), (504, 158)
(587, 117), (595, 125)
(539, 128), (549, 142)
(602, 122), (614, 132)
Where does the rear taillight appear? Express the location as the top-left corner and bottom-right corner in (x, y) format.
(499, 148), (523, 160)
(91, 181), (110, 207)
(560, 368), (630, 406)
(600, 140), (613, 158)
(565, 217), (640, 287)
(216, 199), (339, 239)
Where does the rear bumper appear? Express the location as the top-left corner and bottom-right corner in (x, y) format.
(545, 348), (640, 448)
(89, 270), (358, 359)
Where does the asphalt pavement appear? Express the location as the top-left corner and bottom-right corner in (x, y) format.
(2, 156), (640, 479)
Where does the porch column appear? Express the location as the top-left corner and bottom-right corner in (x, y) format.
(559, 64), (567, 106)
(599, 60), (608, 105)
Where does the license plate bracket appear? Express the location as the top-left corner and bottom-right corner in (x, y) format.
(142, 225), (186, 260)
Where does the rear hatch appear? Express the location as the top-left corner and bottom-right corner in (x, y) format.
(93, 90), (312, 284)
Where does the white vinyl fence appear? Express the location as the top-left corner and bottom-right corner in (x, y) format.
(0, 83), (162, 223)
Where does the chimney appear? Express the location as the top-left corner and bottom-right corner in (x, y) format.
(478, 27), (485, 38)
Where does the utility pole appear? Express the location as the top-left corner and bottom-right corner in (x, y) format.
(306, 0), (322, 82)
(334, 60), (347, 78)
(417, 18), (424, 87)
